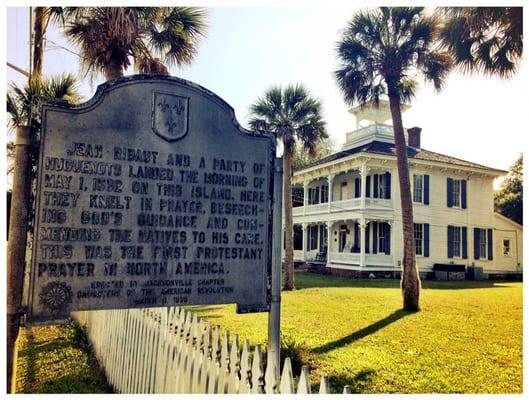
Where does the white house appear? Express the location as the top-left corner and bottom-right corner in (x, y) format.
(288, 100), (523, 279)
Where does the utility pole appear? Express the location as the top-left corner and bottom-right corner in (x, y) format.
(7, 126), (35, 393)
(267, 157), (283, 378)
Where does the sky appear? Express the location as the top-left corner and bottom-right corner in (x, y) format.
(4, 4), (528, 178)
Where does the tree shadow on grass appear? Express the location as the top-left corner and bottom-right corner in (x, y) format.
(312, 309), (414, 354)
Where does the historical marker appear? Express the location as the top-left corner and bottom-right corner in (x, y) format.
(27, 76), (276, 323)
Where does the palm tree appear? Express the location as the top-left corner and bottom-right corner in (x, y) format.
(335, 7), (452, 311)
(7, 73), (81, 128)
(249, 85), (328, 291)
(62, 7), (208, 80)
(437, 7), (522, 78)
(32, 7), (65, 78)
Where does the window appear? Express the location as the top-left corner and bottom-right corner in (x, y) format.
(414, 223), (423, 255)
(309, 225), (318, 250)
(292, 186), (304, 207)
(321, 185), (329, 203)
(319, 224), (328, 250)
(503, 239), (511, 256)
(293, 225), (303, 250)
(339, 224), (348, 252)
(448, 178), (466, 208)
(413, 175), (423, 203)
(378, 174), (386, 198)
(452, 179), (461, 207)
(479, 228), (487, 259)
(453, 227), (461, 257)
(448, 225), (467, 259)
(377, 222), (390, 254)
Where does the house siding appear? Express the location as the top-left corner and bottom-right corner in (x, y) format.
(286, 124), (521, 275)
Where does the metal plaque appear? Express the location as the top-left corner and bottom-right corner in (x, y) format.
(27, 76), (275, 324)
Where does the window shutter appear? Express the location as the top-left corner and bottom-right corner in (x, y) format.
(462, 180), (467, 209)
(447, 225), (454, 258)
(354, 178), (360, 198)
(447, 178), (453, 207)
(372, 222), (378, 254)
(308, 188), (313, 205)
(385, 172), (391, 199)
(474, 228), (480, 260)
(424, 223), (430, 257)
(353, 223), (359, 252)
(385, 223), (391, 255)
(373, 174), (379, 198)
(366, 176), (371, 197)
(487, 229), (493, 260)
(365, 224), (370, 253)
(462, 227), (468, 259)
(424, 175), (430, 205)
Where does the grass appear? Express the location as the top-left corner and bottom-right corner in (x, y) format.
(188, 272), (523, 394)
(15, 320), (112, 394)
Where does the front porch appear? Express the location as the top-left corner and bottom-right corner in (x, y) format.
(290, 218), (396, 269)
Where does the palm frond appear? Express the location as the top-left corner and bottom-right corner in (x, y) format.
(336, 6), (453, 107)
(7, 74), (82, 127)
(437, 6), (522, 78)
(248, 85), (327, 155)
(7, 93), (22, 129)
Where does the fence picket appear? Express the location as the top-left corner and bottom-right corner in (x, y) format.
(239, 339), (252, 394)
(227, 333), (240, 394)
(279, 357), (294, 394)
(319, 376), (331, 394)
(297, 366), (311, 394)
(74, 308), (350, 395)
(251, 345), (265, 394)
(206, 326), (221, 394)
(264, 351), (278, 394)
(198, 322), (212, 393)
(217, 330), (230, 394)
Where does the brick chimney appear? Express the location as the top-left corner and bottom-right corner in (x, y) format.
(407, 127), (422, 148)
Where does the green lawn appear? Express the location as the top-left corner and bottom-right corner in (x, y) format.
(15, 321), (112, 393)
(189, 272), (523, 393)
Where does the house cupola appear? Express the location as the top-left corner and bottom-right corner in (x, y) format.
(349, 99), (410, 129)
(342, 99), (412, 151)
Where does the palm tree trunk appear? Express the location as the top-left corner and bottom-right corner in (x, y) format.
(32, 7), (48, 79)
(388, 93), (420, 311)
(282, 148), (295, 290)
(104, 59), (124, 81)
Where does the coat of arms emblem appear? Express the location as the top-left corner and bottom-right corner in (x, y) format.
(152, 92), (189, 141)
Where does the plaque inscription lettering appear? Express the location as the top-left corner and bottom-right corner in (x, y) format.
(28, 76), (275, 323)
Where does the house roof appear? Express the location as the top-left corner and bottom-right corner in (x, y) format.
(302, 141), (507, 175)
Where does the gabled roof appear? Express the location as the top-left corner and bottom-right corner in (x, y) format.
(302, 141), (506, 175)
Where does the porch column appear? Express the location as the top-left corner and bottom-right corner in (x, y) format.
(302, 223), (308, 261)
(360, 164), (367, 209)
(360, 218), (367, 267)
(303, 180), (309, 216)
(327, 221), (332, 264)
(327, 173), (334, 212)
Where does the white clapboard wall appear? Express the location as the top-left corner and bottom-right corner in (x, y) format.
(73, 308), (352, 394)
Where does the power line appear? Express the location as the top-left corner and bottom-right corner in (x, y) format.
(45, 38), (81, 58)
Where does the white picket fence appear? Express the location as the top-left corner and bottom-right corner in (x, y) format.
(73, 307), (352, 394)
